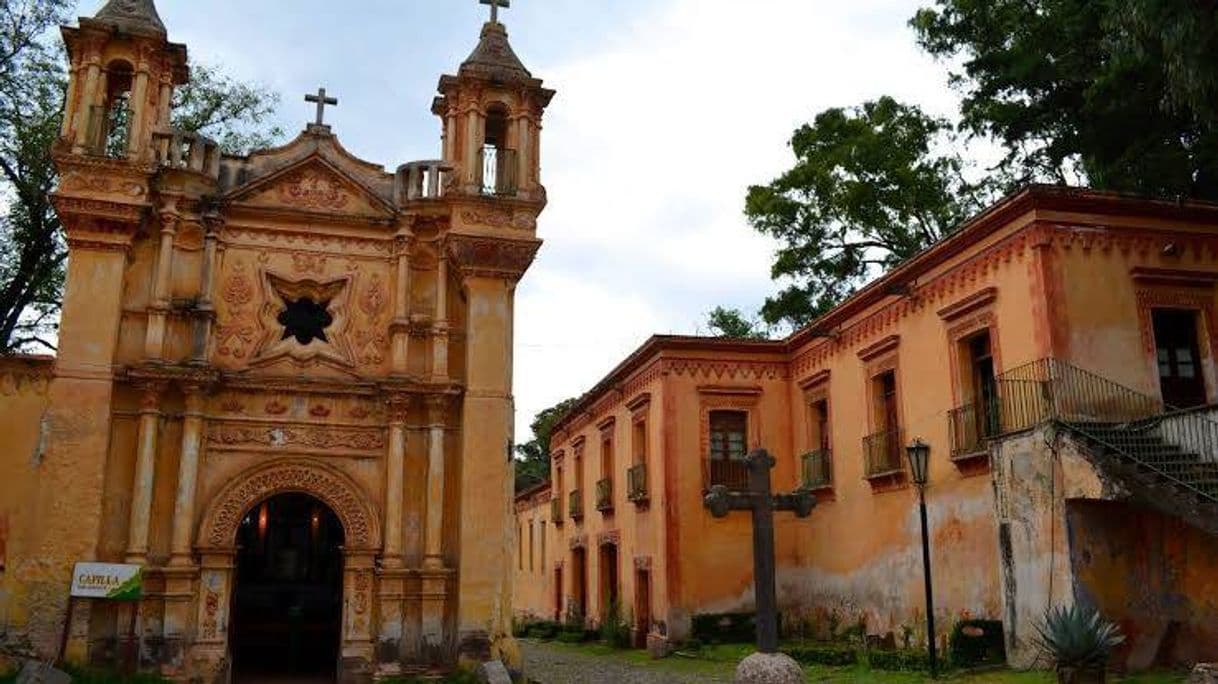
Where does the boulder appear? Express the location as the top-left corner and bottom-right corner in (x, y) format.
(477, 659), (512, 684)
(734, 652), (803, 684)
(647, 633), (673, 659)
(16, 661), (71, 684)
(1190, 664), (1218, 684)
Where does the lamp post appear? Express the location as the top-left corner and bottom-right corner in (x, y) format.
(906, 438), (937, 677)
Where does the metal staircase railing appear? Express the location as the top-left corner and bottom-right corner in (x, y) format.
(995, 358), (1218, 504)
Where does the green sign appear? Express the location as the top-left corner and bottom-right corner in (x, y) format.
(70, 562), (143, 601)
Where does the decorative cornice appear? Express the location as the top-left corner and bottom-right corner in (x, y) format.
(857, 335), (900, 363)
(938, 287), (998, 322)
(446, 234), (541, 281)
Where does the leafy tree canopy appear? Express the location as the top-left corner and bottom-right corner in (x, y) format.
(705, 306), (770, 340)
(515, 397), (579, 493)
(745, 96), (993, 329)
(0, 1), (282, 352)
(912, 0), (1218, 199)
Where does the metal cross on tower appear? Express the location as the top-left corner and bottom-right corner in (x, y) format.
(480, 0), (510, 24)
(704, 449), (817, 654)
(305, 87), (338, 126)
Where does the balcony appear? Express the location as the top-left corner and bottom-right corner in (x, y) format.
(948, 401), (1001, 459)
(862, 428), (905, 478)
(152, 128), (221, 178)
(627, 463), (648, 504)
(800, 450), (832, 490)
(568, 489), (584, 521)
(709, 459), (750, 490)
(550, 497), (563, 525)
(477, 146), (518, 197)
(595, 478), (614, 513)
(396, 160), (453, 201)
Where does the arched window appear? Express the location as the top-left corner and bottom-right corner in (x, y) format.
(479, 103), (517, 195)
(88, 60), (134, 157)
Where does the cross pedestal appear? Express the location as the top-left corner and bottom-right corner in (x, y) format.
(704, 449), (816, 683)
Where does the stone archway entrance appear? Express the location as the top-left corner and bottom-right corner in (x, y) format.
(231, 493), (344, 683)
(191, 459), (382, 684)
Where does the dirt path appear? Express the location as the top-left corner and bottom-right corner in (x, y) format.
(521, 640), (735, 684)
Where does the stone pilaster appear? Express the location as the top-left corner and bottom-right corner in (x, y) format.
(383, 394), (412, 568)
(432, 252), (450, 381)
(447, 233), (540, 667)
(126, 379), (166, 565)
(169, 386), (208, 566)
(390, 231), (414, 375)
(191, 211), (222, 362)
(144, 210), (179, 361)
(423, 394), (450, 570)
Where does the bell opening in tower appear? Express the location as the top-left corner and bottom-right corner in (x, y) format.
(232, 493), (345, 683)
(87, 59), (134, 158)
(479, 104), (517, 196)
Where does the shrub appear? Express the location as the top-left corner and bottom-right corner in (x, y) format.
(949, 619), (1007, 668)
(556, 630), (586, 644)
(1035, 605), (1124, 672)
(61, 666), (175, 683)
(786, 645), (859, 667)
(525, 620), (560, 640)
(599, 601), (632, 649)
(868, 649), (932, 671)
(691, 611), (776, 645)
(679, 638), (704, 653)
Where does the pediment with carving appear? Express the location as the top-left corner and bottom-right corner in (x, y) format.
(226, 158), (395, 221)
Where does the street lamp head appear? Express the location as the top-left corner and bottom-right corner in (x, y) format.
(906, 438), (931, 487)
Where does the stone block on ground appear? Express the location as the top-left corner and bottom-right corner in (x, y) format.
(1190, 664), (1218, 684)
(16, 661), (71, 684)
(646, 633), (672, 659)
(734, 652), (803, 684)
(477, 659), (512, 684)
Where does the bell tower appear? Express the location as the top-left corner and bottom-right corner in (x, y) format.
(59, 0), (187, 160)
(433, 1), (555, 201)
(432, 0), (556, 667)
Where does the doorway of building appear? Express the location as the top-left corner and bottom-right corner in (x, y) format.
(599, 543), (619, 617)
(571, 548), (588, 623)
(634, 568), (652, 649)
(1153, 309), (1208, 408)
(231, 493), (344, 683)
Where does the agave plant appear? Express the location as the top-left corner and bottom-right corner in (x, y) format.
(1035, 605), (1125, 682)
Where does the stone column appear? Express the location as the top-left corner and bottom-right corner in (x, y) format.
(383, 395), (411, 568)
(127, 55), (151, 158)
(432, 253), (450, 381)
(390, 232), (413, 375)
(127, 380), (166, 565)
(72, 43), (103, 150)
(145, 211), (178, 361)
(60, 52), (83, 138)
(169, 387), (207, 566)
(192, 213), (221, 362)
(424, 395), (448, 570)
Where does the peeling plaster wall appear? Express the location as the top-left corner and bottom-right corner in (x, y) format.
(1068, 500), (1218, 668)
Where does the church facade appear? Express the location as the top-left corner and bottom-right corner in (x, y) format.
(514, 186), (1218, 668)
(0, 1), (552, 681)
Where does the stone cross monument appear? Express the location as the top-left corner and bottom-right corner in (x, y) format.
(705, 449), (816, 682)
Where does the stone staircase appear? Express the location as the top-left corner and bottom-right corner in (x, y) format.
(995, 358), (1218, 536)
(1065, 419), (1218, 536)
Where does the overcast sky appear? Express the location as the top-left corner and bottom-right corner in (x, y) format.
(77, 0), (962, 440)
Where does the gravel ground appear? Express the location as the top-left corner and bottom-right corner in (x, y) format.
(521, 641), (735, 684)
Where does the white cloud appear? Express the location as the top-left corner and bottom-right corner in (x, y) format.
(514, 0), (960, 439)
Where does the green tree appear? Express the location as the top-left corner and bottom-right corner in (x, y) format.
(705, 306), (769, 340)
(0, 2), (282, 352)
(912, 0), (1218, 199)
(745, 97), (993, 329)
(515, 397), (579, 493)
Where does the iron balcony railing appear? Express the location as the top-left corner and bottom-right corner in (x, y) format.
(994, 358), (1218, 504)
(595, 478), (613, 512)
(948, 400), (1001, 458)
(863, 428), (905, 478)
(709, 458), (750, 490)
(627, 463), (648, 503)
(550, 497), (562, 524)
(477, 146), (518, 196)
(800, 450), (832, 489)
(568, 489), (584, 521)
